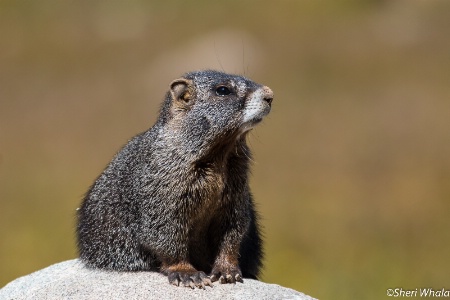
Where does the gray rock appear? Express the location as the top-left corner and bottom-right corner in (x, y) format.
(0, 260), (316, 300)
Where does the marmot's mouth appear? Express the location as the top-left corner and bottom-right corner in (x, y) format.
(239, 116), (265, 134)
(251, 117), (263, 125)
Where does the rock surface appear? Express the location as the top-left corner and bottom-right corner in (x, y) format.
(0, 260), (316, 300)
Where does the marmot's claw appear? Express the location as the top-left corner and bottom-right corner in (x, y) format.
(220, 275), (227, 284)
(168, 270), (212, 289)
(210, 268), (243, 284)
(168, 272), (180, 286)
(202, 274), (213, 287)
(226, 274), (234, 283)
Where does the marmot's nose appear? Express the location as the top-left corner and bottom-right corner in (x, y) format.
(262, 86), (273, 106)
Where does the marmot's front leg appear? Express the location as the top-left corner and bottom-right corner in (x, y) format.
(209, 208), (248, 284)
(142, 216), (213, 289)
(161, 261), (212, 289)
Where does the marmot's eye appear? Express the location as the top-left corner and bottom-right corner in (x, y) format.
(216, 86), (231, 96)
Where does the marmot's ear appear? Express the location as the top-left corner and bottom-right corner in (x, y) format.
(170, 79), (193, 103)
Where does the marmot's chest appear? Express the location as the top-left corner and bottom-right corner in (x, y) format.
(186, 168), (227, 217)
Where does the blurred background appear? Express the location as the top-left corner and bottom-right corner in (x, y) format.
(1, 1), (450, 298)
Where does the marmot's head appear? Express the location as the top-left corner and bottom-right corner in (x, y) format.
(158, 70), (273, 156)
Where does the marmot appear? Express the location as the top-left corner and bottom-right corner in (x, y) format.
(77, 70), (273, 288)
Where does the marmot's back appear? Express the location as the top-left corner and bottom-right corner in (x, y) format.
(77, 70), (273, 288)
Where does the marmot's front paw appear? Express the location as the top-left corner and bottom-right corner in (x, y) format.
(210, 266), (243, 284)
(167, 270), (213, 289)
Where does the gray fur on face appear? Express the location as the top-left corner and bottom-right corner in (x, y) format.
(163, 70), (272, 157)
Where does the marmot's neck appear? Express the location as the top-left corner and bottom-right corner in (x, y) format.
(155, 125), (250, 167)
(195, 133), (249, 169)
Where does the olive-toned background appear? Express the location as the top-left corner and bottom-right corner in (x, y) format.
(1, 1), (449, 299)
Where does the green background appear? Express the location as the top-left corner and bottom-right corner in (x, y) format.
(1, 1), (450, 299)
